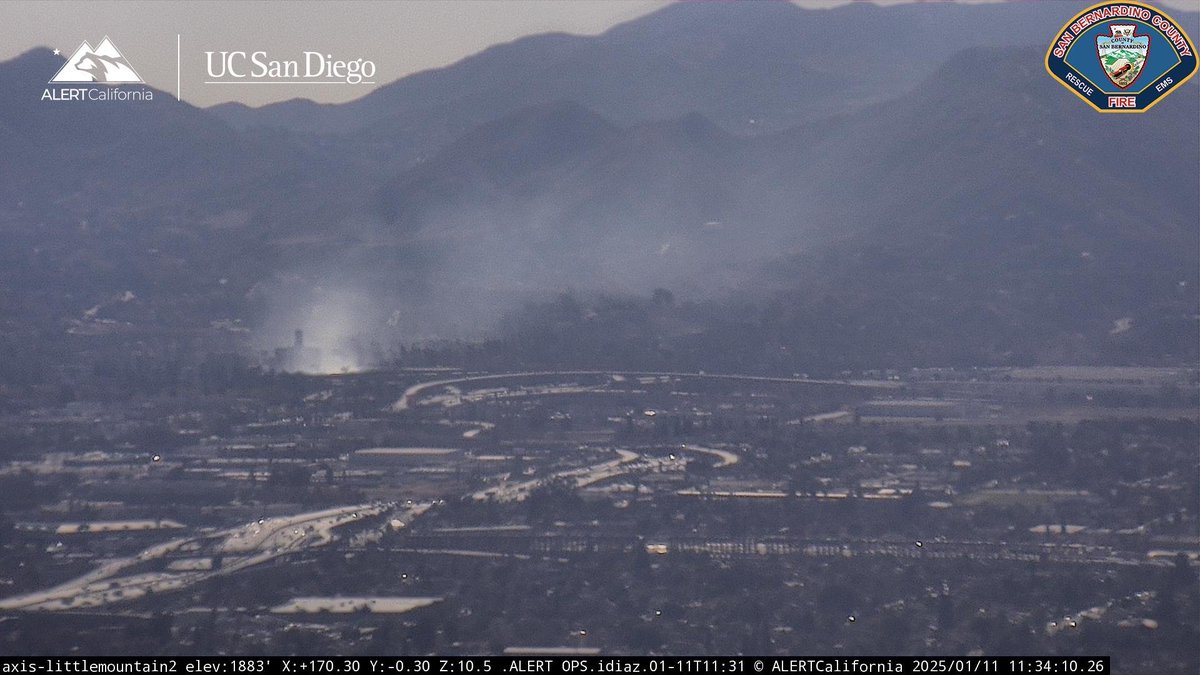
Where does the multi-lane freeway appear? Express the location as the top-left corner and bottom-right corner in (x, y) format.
(392, 370), (898, 412)
(0, 502), (424, 611)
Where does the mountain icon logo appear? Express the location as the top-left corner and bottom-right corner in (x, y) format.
(50, 37), (143, 83)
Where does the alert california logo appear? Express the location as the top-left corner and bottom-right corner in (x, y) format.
(42, 36), (154, 102)
(1046, 1), (1196, 112)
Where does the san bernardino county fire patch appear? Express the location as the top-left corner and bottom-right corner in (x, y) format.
(1046, 1), (1196, 112)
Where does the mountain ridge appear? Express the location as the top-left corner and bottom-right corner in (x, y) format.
(0, 4), (1195, 368)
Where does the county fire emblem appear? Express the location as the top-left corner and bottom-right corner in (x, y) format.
(1046, 1), (1196, 112)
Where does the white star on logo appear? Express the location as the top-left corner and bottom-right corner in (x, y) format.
(52, 48), (61, 55)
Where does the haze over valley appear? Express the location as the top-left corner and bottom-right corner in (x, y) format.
(0, 1), (1195, 377)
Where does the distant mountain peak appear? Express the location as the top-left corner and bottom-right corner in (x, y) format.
(0, 47), (65, 81)
(633, 111), (731, 144)
(9, 46), (61, 63)
(444, 99), (619, 157)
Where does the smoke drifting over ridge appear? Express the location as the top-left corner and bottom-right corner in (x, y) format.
(217, 2), (1197, 375)
(247, 97), (801, 374)
(248, 191), (758, 374)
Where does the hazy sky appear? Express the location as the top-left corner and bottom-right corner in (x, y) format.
(3, 0), (1194, 108)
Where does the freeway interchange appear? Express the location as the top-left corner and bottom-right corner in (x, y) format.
(1, 369), (1191, 615)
